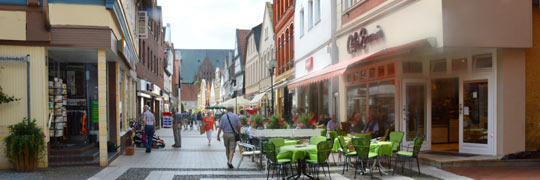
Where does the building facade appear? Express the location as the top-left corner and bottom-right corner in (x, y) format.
(137, 0), (166, 128)
(0, 0), (139, 168)
(178, 49), (232, 111)
(245, 24), (263, 98)
(232, 29), (250, 99)
(288, 0), (531, 156)
(290, 0), (338, 119)
(272, 0), (295, 119)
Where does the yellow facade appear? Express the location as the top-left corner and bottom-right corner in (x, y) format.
(525, 6), (540, 151)
(48, 3), (122, 39)
(0, 11), (26, 41)
(0, 45), (49, 168)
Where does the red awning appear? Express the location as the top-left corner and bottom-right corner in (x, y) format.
(287, 39), (434, 89)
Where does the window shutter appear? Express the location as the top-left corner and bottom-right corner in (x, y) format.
(138, 11), (148, 39)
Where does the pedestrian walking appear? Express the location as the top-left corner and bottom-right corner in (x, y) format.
(183, 110), (190, 130)
(142, 105), (155, 153)
(217, 106), (241, 168)
(202, 111), (215, 146)
(197, 111), (203, 127)
(172, 108), (183, 148)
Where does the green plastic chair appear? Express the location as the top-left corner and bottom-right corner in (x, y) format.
(263, 142), (292, 180)
(393, 135), (425, 177)
(389, 131), (405, 152)
(338, 136), (357, 174)
(352, 138), (381, 179)
(328, 131), (338, 141)
(269, 138), (285, 152)
(310, 136), (327, 145)
(353, 133), (372, 140)
(307, 141), (333, 179)
(320, 129), (327, 136)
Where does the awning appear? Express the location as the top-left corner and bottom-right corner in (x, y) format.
(288, 39), (434, 89)
(250, 93), (266, 105)
(221, 96), (251, 107)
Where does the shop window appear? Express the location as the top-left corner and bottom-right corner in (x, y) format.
(367, 80), (395, 137)
(452, 57), (468, 72)
(430, 59), (447, 73)
(377, 65), (385, 77)
(353, 72), (359, 81)
(347, 73), (352, 82)
(473, 54), (492, 71)
(347, 84), (367, 133)
(369, 67), (376, 79)
(387, 64), (395, 76)
(402, 61), (422, 74)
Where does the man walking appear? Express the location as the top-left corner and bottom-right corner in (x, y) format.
(142, 105), (155, 153)
(217, 106), (241, 168)
(172, 108), (183, 148)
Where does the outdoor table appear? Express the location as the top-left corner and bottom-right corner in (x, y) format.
(280, 144), (317, 180)
(284, 139), (298, 146)
(332, 137), (352, 152)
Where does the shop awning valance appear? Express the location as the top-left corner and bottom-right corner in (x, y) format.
(250, 93), (266, 105)
(287, 38), (434, 89)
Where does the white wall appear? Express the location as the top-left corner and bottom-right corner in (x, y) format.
(294, 0), (333, 79)
(336, 0), (444, 63)
(259, 4), (275, 91)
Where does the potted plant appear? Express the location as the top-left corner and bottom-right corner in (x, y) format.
(240, 116), (248, 127)
(267, 114), (288, 129)
(296, 113), (316, 129)
(3, 118), (46, 172)
(252, 115), (265, 129)
(125, 131), (135, 156)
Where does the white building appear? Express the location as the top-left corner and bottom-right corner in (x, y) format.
(290, 0), (337, 116)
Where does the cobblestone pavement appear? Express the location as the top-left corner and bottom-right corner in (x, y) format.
(87, 126), (466, 180)
(0, 166), (103, 180)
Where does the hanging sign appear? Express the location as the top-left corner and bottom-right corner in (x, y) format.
(305, 57), (313, 70)
(347, 25), (384, 54)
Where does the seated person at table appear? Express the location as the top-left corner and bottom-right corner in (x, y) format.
(362, 113), (380, 137)
(318, 113), (331, 128)
(350, 112), (365, 133)
(326, 114), (340, 131)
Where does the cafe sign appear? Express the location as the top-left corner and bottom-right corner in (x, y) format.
(347, 25), (384, 54)
(305, 57), (313, 70)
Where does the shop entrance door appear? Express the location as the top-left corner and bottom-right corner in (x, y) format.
(459, 77), (494, 155)
(401, 79), (428, 149)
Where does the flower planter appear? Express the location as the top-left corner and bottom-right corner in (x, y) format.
(246, 128), (321, 138)
(13, 147), (38, 172)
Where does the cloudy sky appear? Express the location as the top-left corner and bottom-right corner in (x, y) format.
(158, 0), (271, 50)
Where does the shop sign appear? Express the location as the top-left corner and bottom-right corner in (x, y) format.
(305, 57), (313, 70)
(347, 25), (384, 54)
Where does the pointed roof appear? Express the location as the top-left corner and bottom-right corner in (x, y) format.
(178, 49), (233, 83)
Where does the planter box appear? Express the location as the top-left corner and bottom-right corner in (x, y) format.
(244, 128), (321, 138)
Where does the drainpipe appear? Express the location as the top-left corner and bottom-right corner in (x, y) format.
(329, 0), (339, 120)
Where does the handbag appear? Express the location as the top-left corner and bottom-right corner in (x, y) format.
(226, 114), (241, 142)
(199, 121), (206, 135)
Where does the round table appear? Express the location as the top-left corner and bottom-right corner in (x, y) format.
(280, 145), (317, 179)
(284, 140), (298, 146)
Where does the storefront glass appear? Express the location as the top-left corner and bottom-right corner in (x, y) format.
(367, 80), (395, 137)
(463, 80), (488, 144)
(346, 84), (367, 133)
(404, 83), (426, 141)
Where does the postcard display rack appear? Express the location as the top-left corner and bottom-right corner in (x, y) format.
(48, 77), (67, 138)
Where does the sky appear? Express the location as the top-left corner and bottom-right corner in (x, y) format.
(158, 0), (271, 50)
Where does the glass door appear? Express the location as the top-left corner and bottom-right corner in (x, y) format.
(402, 79), (427, 147)
(459, 78), (493, 155)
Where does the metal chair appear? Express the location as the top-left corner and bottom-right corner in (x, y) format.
(393, 135), (425, 177)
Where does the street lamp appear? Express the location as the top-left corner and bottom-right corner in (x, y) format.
(268, 59), (277, 115)
(232, 79), (237, 113)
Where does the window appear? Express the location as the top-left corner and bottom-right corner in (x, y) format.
(403, 61), (423, 74)
(430, 59), (447, 73)
(473, 54), (492, 71)
(299, 9), (304, 36)
(308, 1), (313, 29)
(314, 0), (320, 23)
(452, 57), (467, 72)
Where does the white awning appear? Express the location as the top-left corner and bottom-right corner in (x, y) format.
(249, 93), (266, 105)
(221, 96), (251, 107)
